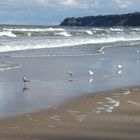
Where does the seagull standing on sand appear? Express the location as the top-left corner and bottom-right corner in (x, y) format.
(68, 71), (76, 82)
(89, 70), (94, 77)
(22, 77), (30, 83)
(68, 71), (76, 78)
(117, 65), (123, 69)
(117, 65), (123, 75)
(88, 70), (94, 83)
(22, 77), (30, 92)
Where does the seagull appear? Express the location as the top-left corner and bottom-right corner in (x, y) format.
(68, 71), (76, 78)
(97, 47), (105, 54)
(68, 71), (76, 82)
(89, 70), (94, 77)
(117, 65), (123, 69)
(22, 77), (30, 83)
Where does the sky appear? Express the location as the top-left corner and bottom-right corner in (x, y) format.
(0, 0), (139, 25)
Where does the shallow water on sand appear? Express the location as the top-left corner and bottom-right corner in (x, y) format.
(0, 40), (140, 118)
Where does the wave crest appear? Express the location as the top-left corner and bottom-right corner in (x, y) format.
(3, 27), (65, 32)
(0, 31), (16, 37)
(0, 37), (140, 52)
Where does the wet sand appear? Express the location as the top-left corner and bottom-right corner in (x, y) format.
(0, 43), (140, 139)
(1, 43), (140, 118)
(0, 87), (140, 140)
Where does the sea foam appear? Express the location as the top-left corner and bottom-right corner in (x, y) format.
(3, 28), (65, 32)
(0, 36), (140, 53)
(0, 31), (16, 37)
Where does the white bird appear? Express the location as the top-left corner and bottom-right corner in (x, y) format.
(68, 71), (76, 78)
(22, 77), (30, 83)
(97, 48), (105, 54)
(117, 65), (123, 69)
(89, 70), (94, 77)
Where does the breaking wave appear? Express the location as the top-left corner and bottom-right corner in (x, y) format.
(54, 31), (71, 37)
(110, 28), (123, 31)
(85, 30), (93, 35)
(3, 27), (71, 37)
(0, 26), (140, 52)
(0, 31), (16, 37)
(3, 27), (65, 32)
(0, 36), (140, 52)
(1, 27), (140, 38)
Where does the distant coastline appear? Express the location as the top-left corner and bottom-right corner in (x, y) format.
(60, 12), (140, 27)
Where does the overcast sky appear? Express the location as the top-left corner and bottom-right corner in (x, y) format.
(0, 0), (139, 25)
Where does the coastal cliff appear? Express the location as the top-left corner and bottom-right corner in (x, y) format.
(60, 12), (140, 27)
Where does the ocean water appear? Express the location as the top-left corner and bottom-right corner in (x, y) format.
(0, 25), (140, 118)
(0, 25), (140, 52)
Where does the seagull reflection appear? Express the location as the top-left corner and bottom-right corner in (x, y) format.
(22, 86), (29, 92)
(89, 78), (93, 83)
(136, 59), (140, 63)
(117, 70), (123, 75)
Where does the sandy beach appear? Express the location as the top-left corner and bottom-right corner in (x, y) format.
(0, 86), (140, 140)
(0, 26), (140, 140)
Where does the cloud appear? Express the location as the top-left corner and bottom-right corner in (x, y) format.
(0, 0), (139, 25)
(0, 0), (19, 6)
(37, 0), (77, 8)
(0, 0), (79, 11)
(0, 0), (139, 17)
(57, 0), (77, 7)
(36, 0), (48, 5)
(0, 0), (35, 7)
(113, 0), (133, 8)
(0, 0), (139, 10)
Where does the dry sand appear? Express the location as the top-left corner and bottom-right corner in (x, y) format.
(0, 87), (140, 140)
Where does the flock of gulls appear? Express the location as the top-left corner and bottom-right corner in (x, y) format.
(21, 48), (140, 86)
(22, 64), (123, 85)
(67, 70), (95, 82)
(22, 70), (95, 85)
(68, 70), (94, 78)
(67, 64), (123, 82)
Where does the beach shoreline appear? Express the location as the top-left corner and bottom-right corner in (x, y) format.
(0, 86), (140, 140)
(0, 25), (140, 139)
